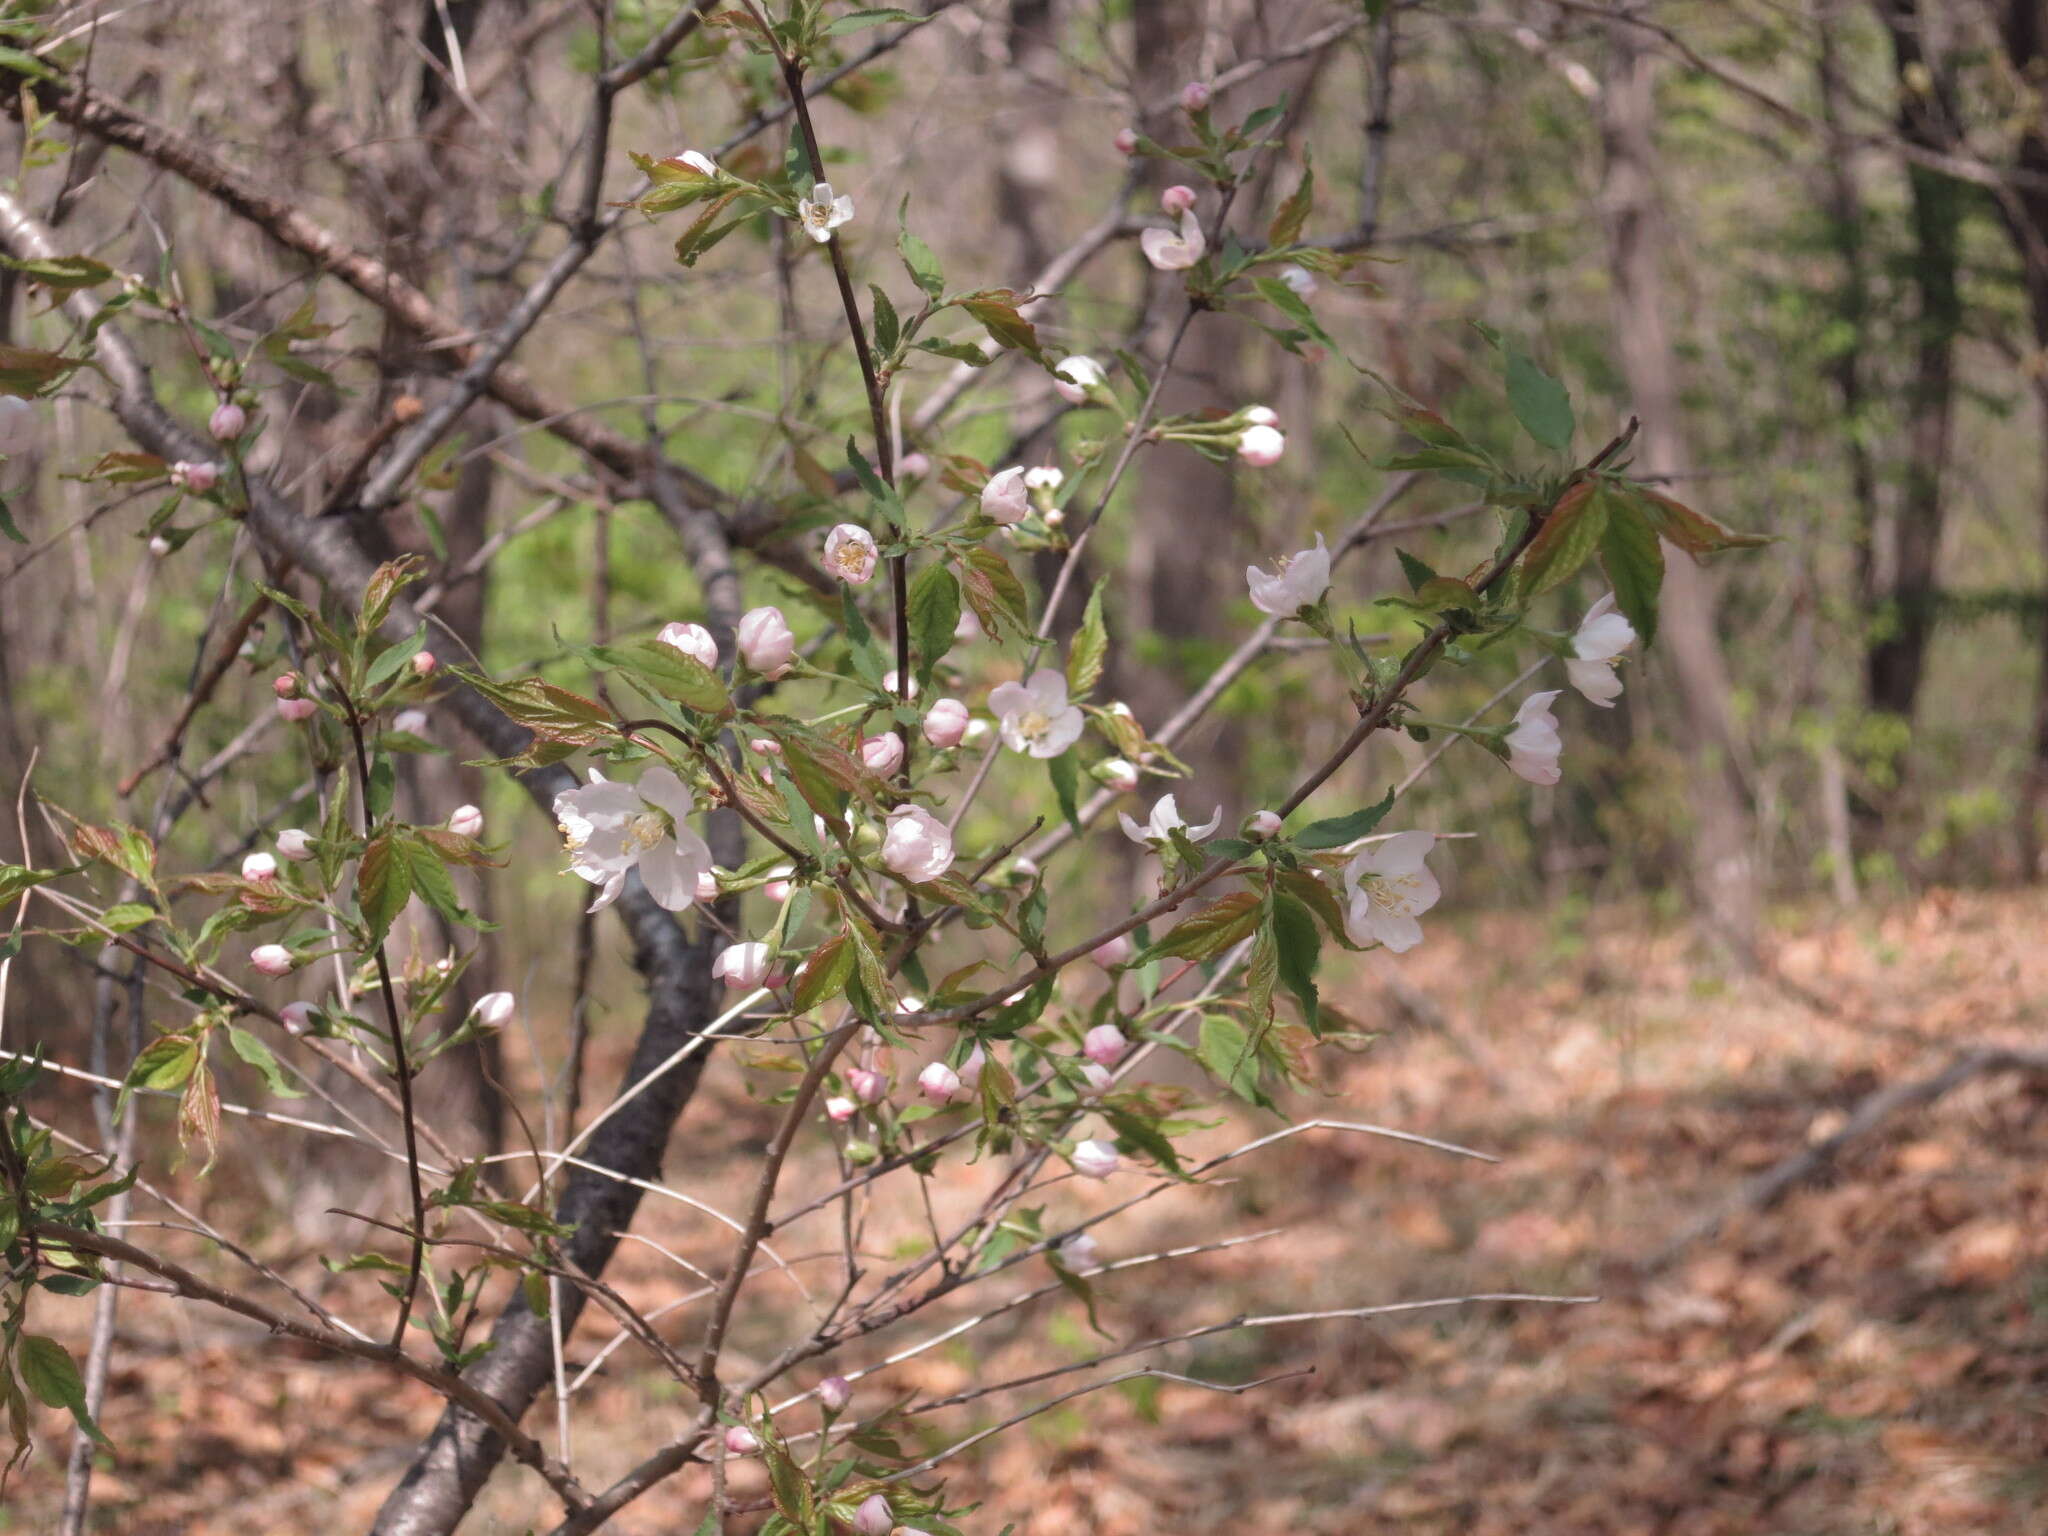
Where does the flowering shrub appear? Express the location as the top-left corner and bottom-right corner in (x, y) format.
(0, 4), (1766, 1531)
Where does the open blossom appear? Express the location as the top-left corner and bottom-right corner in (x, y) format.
(1504, 690), (1564, 785)
(1024, 465), (1064, 493)
(275, 828), (314, 862)
(448, 804), (484, 838)
(1119, 792), (1222, 847)
(736, 605), (796, 677)
(242, 852), (277, 882)
(713, 942), (771, 989)
(472, 991), (516, 1028)
(918, 1061), (963, 1104)
(1342, 832), (1441, 953)
(989, 669), (1085, 758)
(1566, 593), (1637, 708)
(861, 732), (905, 777)
(824, 523), (878, 584)
(1245, 532), (1330, 616)
(1237, 423), (1286, 466)
(1141, 211), (1206, 271)
(1089, 933), (1133, 968)
(0, 396), (35, 453)
(882, 804), (955, 883)
(250, 944), (295, 977)
(1083, 1024), (1128, 1066)
(1053, 355), (1105, 405)
(923, 697), (970, 748)
(657, 621), (719, 670)
(1072, 1139), (1120, 1179)
(797, 181), (854, 243)
(553, 766), (713, 913)
(981, 465), (1029, 524)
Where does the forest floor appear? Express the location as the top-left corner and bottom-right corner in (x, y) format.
(10, 887), (2048, 1535)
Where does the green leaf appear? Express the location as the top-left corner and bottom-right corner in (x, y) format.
(226, 1025), (304, 1099)
(1267, 155), (1315, 247)
(905, 563), (959, 686)
(1395, 549), (1436, 593)
(869, 283), (900, 356)
(1293, 787), (1394, 850)
(17, 1335), (107, 1444)
(827, 6), (922, 33)
(1142, 891), (1262, 962)
(0, 493), (22, 543)
(962, 294), (1043, 360)
(897, 206), (944, 299)
(1271, 893), (1322, 1033)
(1600, 497), (1665, 647)
(1066, 585), (1108, 698)
(1503, 342), (1574, 453)
(1637, 488), (1772, 556)
(912, 336), (989, 366)
(791, 935), (854, 1012)
(1518, 481), (1608, 598)
(0, 863), (74, 904)
(1252, 276), (1344, 361)
(358, 833), (412, 943)
(1198, 1014), (1264, 1103)
(594, 638), (731, 715)
(1047, 753), (1082, 836)
(365, 626), (428, 687)
(399, 832), (468, 928)
(956, 547), (1030, 640)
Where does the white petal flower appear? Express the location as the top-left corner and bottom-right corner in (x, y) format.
(657, 621), (719, 670)
(987, 669), (1085, 758)
(1024, 465), (1064, 492)
(798, 181), (854, 243)
(1071, 1139), (1120, 1179)
(1237, 423), (1286, 466)
(824, 523), (879, 584)
(981, 465), (1029, 525)
(1566, 593), (1637, 708)
(1245, 532), (1330, 616)
(1342, 831), (1441, 953)
(1117, 792), (1222, 847)
(1053, 355), (1105, 405)
(1504, 690), (1564, 786)
(713, 942), (771, 988)
(1140, 211), (1206, 271)
(882, 805), (955, 884)
(736, 605), (796, 677)
(675, 150), (718, 177)
(553, 766), (713, 913)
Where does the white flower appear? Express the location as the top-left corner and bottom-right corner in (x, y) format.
(1504, 690), (1564, 785)
(824, 524), (879, 584)
(392, 708), (429, 736)
(674, 149), (718, 176)
(657, 621), (719, 670)
(988, 669), (1085, 758)
(737, 605), (796, 677)
(714, 942), (771, 989)
(1342, 832), (1441, 953)
(1024, 465), (1064, 492)
(1071, 1139), (1120, 1179)
(918, 1061), (963, 1104)
(447, 804), (484, 838)
(241, 852), (278, 882)
(882, 805), (954, 883)
(472, 991), (516, 1027)
(1237, 423), (1287, 467)
(553, 766), (714, 913)
(860, 732), (905, 777)
(1096, 757), (1140, 793)
(1566, 593), (1636, 708)
(797, 181), (854, 243)
(0, 396), (35, 454)
(1246, 809), (1282, 839)
(824, 1095), (857, 1124)
(1141, 211), (1206, 271)
(1053, 355), (1105, 405)
(1118, 793), (1222, 847)
(923, 698), (970, 748)
(695, 869), (721, 903)
(275, 829), (314, 862)
(1245, 532), (1329, 616)
(1243, 404), (1279, 427)
(1280, 263), (1317, 296)
(250, 944), (295, 977)
(981, 465), (1029, 524)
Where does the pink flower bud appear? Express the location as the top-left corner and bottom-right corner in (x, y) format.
(276, 696), (317, 723)
(819, 1375), (852, 1413)
(1072, 1139), (1119, 1179)
(447, 804), (484, 838)
(861, 732), (905, 777)
(847, 1067), (888, 1104)
(825, 1095), (857, 1123)
(881, 668), (920, 699)
(1089, 934), (1133, 969)
(411, 650), (438, 678)
(723, 1425), (760, 1455)
(853, 1494), (894, 1536)
(1083, 1024), (1128, 1066)
(1114, 127), (1139, 155)
(470, 991), (515, 1028)
(1179, 80), (1211, 113)
(250, 944), (295, 977)
(824, 523), (879, 584)
(882, 806), (954, 883)
(713, 942), (771, 989)
(392, 709), (429, 736)
(280, 1001), (315, 1035)
(148, 535), (172, 557)
(918, 1061), (963, 1104)
(657, 621), (719, 670)
(241, 852), (278, 882)
(1060, 1232), (1100, 1270)
(1237, 423), (1286, 467)
(172, 460), (220, 493)
(737, 605), (797, 678)
(898, 450), (931, 478)
(275, 828), (314, 862)
(980, 465), (1030, 525)
(1081, 1062), (1112, 1093)
(1161, 184), (1197, 216)
(209, 400), (247, 441)
(1246, 809), (1282, 839)
(696, 869), (722, 903)
(750, 737), (783, 757)
(1097, 757), (1139, 794)
(922, 698), (970, 749)
(273, 672), (301, 698)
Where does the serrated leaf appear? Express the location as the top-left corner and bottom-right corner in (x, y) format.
(226, 1024), (303, 1098)
(957, 547), (1029, 640)
(17, 1335), (107, 1444)
(905, 563), (959, 686)
(962, 294), (1043, 360)
(898, 212), (944, 298)
(1048, 752), (1082, 836)
(1600, 498), (1665, 647)
(1267, 156), (1315, 247)
(358, 834), (412, 943)
(593, 638), (731, 714)
(1199, 1013), (1265, 1103)
(1638, 488), (1772, 557)
(1271, 892), (1321, 1033)
(1518, 480), (1608, 598)
(913, 335), (989, 366)
(1293, 787), (1395, 850)
(1503, 342), (1574, 453)
(1142, 891), (1261, 962)
(869, 283), (900, 355)
(791, 935), (854, 1011)
(1066, 585), (1108, 697)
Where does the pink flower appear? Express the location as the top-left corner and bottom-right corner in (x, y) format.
(763, 865), (795, 904)
(1504, 690), (1564, 786)
(1237, 423), (1286, 466)
(1059, 1232), (1101, 1270)
(1246, 809), (1282, 839)
(861, 732), (905, 778)
(276, 697), (317, 723)
(723, 1425), (760, 1455)
(657, 621), (719, 670)
(713, 942), (772, 989)
(280, 1001), (314, 1035)
(447, 804), (484, 838)
(1080, 1061), (1112, 1093)
(250, 944), (295, 977)
(241, 852), (278, 882)
(1072, 1139), (1119, 1179)
(847, 1067), (889, 1104)
(824, 524), (879, 584)
(1161, 184), (1197, 216)
(1180, 80), (1212, 113)
(472, 991), (516, 1028)
(275, 829), (314, 862)
(980, 465), (1029, 525)
(1141, 212), (1206, 272)
(898, 450), (931, 478)
(209, 400), (247, 441)
(918, 1061), (963, 1104)
(412, 651), (438, 677)
(955, 608), (983, 643)
(171, 460), (220, 493)
(1089, 934), (1133, 969)
(819, 1375), (852, 1413)
(853, 1494), (894, 1536)
(882, 805), (954, 883)
(922, 698), (970, 749)
(737, 606), (797, 678)
(1083, 1024), (1128, 1066)
(273, 672), (301, 698)
(824, 1095), (857, 1124)
(1114, 126), (1139, 155)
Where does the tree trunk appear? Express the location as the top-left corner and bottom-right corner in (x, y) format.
(1598, 21), (1759, 956)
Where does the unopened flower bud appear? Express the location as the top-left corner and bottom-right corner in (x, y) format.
(861, 732), (905, 777)
(881, 668), (920, 699)
(899, 995), (925, 1014)
(1011, 855), (1039, 878)
(844, 1139), (879, 1165)
(922, 698), (970, 749)
(275, 828), (314, 862)
(955, 608), (983, 643)
(696, 869), (722, 903)
(899, 450), (931, 478)
(1243, 404), (1279, 427)
(737, 605), (797, 678)
(980, 465), (1029, 525)
(1053, 355), (1105, 406)
(392, 708), (429, 736)
(209, 400), (247, 441)
(472, 992), (516, 1027)
(250, 943), (295, 977)
(1083, 1024), (1128, 1066)
(276, 696), (317, 723)
(1089, 934), (1133, 969)
(764, 866), (795, 904)
(1096, 757), (1139, 794)
(657, 621), (719, 670)
(447, 804), (484, 838)
(723, 1425), (760, 1456)
(242, 852), (278, 882)
(274, 672), (301, 699)
(1237, 424), (1286, 467)
(961, 716), (992, 747)
(824, 1095), (857, 1124)
(172, 460), (220, 493)
(148, 534), (173, 557)
(1179, 79), (1211, 113)
(1072, 1139), (1120, 1179)
(1060, 1232), (1101, 1270)
(713, 942), (771, 989)
(1114, 126), (1139, 155)
(1246, 809), (1282, 839)
(819, 1375), (852, 1413)
(411, 650), (438, 677)
(917, 1061), (962, 1104)
(750, 737), (783, 757)
(853, 1494), (894, 1536)
(1280, 263), (1317, 296)
(1161, 184), (1197, 216)
(1081, 1062), (1112, 1093)
(280, 1001), (315, 1035)
(847, 1066), (888, 1104)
